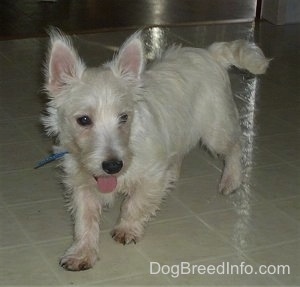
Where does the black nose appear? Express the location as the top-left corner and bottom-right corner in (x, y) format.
(102, 160), (123, 174)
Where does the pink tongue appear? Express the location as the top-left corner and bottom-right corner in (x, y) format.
(96, 176), (117, 193)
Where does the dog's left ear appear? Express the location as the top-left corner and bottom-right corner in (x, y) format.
(112, 31), (145, 79)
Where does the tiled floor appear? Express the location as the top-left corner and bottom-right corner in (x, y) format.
(0, 21), (299, 286)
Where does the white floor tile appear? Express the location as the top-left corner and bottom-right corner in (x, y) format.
(0, 245), (60, 285)
(136, 217), (236, 265)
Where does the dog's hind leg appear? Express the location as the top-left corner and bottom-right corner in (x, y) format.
(201, 129), (242, 195)
(218, 141), (242, 195)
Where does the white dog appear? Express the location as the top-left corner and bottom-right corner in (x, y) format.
(43, 29), (269, 271)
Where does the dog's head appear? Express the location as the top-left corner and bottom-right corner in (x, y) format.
(43, 29), (145, 192)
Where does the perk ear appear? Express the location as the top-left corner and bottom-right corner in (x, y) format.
(112, 31), (145, 79)
(45, 29), (85, 95)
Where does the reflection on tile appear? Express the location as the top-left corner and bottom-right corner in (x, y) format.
(199, 205), (300, 252)
(246, 145), (284, 168)
(73, 36), (116, 66)
(169, 23), (256, 47)
(77, 30), (134, 50)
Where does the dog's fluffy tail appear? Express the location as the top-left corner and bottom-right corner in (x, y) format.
(208, 40), (270, 75)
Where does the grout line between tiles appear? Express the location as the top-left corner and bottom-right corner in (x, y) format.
(6, 197), (63, 208)
(2, 205), (63, 284)
(239, 238), (300, 255)
(152, 194), (246, 258)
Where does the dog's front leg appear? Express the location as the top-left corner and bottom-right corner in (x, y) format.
(60, 186), (101, 271)
(112, 179), (166, 245)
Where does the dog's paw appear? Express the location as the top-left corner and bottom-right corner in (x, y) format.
(111, 226), (140, 245)
(219, 173), (241, 195)
(59, 247), (98, 271)
(60, 255), (93, 271)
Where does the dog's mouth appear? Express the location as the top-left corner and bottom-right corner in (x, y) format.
(94, 176), (118, 193)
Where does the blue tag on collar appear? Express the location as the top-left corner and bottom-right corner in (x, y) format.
(34, 151), (68, 169)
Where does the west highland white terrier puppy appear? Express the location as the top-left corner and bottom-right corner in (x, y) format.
(43, 29), (269, 271)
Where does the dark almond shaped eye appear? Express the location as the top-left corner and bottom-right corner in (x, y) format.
(77, 115), (92, 126)
(119, 113), (128, 124)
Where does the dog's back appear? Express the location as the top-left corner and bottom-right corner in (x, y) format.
(134, 41), (269, 158)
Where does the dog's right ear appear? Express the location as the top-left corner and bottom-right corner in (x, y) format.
(45, 29), (85, 95)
